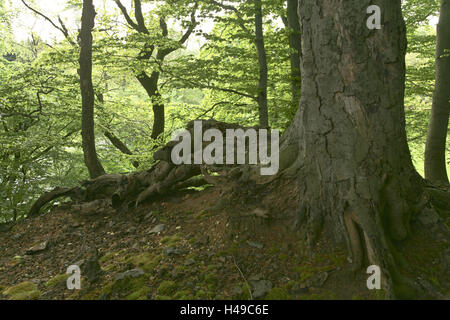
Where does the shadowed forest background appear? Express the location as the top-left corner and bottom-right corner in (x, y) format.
(0, 0), (447, 222)
(0, 0), (449, 301)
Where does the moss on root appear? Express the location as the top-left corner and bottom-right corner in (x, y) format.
(45, 274), (70, 288)
(2, 281), (41, 300)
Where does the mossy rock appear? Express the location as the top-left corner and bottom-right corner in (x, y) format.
(173, 289), (193, 300)
(99, 251), (117, 264)
(2, 281), (41, 300)
(195, 289), (207, 299)
(99, 274), (150, 299)
(293, 264), (332, 283)
(126, 287), (151, 300)
(126, 253), (162, 273)
(205, 273), (218, 291)
(161, 234), (182, 247)
(45, 274), (70, 288)
(232, 284), (251, 300)
(99, 250), (129, 272)
(265, 288), (290, 300)
(157, 280), (177, 296)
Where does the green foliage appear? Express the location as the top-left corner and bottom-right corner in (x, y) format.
(403, 0), (450, 174)
(0, 0), (448, 222)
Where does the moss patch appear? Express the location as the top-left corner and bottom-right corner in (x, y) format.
(45, 274), (70, 288)
(265, 287), (291, 300)
(157, 280), (177, 296)
(2, 281), (41, 300)
(126, 287), (151, 300)
(161, 234), (182, 247)
(126, 253), (162, 273)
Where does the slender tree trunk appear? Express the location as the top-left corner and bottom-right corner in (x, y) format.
(282, 0), (426, 297)
(104, 131), (139, 168)
(425, 0), (450, 184)
(254, 0), (269, 128)
(79, 0), (105, 179)
(136, 70), (165, 140)
(286, 0), (302, 108)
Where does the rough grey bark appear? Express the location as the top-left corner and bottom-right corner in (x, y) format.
(425, 0), (450, 184)
(254, 0), (269, 128)
(79, 0), (105, 179)
(280, 0), (426, 297)
(286, 0), (302, 108)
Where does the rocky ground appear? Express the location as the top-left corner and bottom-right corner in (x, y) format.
(0, 179), (448, 300)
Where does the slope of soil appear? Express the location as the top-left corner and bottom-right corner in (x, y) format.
(0, 179), (448, 300)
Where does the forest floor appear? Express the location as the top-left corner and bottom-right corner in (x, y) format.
(0, 178), (449, 300)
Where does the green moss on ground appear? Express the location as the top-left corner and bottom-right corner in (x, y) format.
(45, 274), (70, 288)
(265, 287), (291, 300)
(126, 253), (162, 273)
(2, 281), (41, 300)
(157, 280), (177, 295)
(161, 234), (182, 247)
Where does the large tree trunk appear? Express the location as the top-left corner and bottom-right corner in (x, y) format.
(286, 0), (302, 108)
(79, 0), (105, 179)
(254, 0), (269, 128)
(425, 0), (450, 184)
(282, 0), (425, 297)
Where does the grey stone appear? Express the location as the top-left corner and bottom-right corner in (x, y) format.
(13, 233), (23, 240)
(145, 212), (153, 220)
(247, 240), (264, 249)
(164, 247), (181, 256)
(148, 224), (165, 234)
(184, 258), (196, 266)
(115, 268), (145, 281)
(250, 280), (273, 299)
(71, 222), (81, 228)
(26, 240), (49, 255)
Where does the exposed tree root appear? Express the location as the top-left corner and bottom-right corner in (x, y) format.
(29, 120), (267, 217)
(29, 187), (83, 216)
